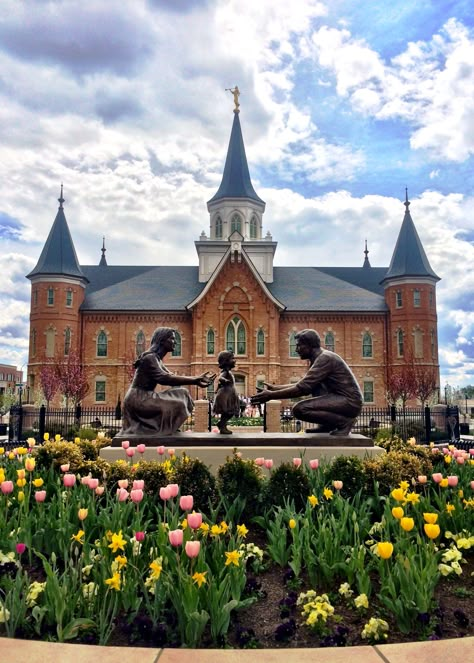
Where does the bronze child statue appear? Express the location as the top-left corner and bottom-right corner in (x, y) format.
(213, 350), (240, 434)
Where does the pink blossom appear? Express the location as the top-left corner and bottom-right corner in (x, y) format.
(417, 475), (428, 484)
(136, 444), (146, 454)
(471, 481), (474, 490)
(187, 511), (203, 529)
(432, 473), (443, 484)
(117, 487), (129, 502)
(95, 486), (105, 496)
(456, 456), (465, 465)
(60, 464), (70, 472)
(168, 529), (183, 546)
(235, 452), (242, 459)
(160, 486), (171, 501)
(131, 489), (144, 503)
(333, 480), (343, 491)
(121, 440), (130, 449)
(132, 480), (144, 490)
(135, 531), (145, 542)
(264, 459), (273, 469)
(469, 449), (474, 456)
(157, 445), (165, 455)
(35, 490), (47, 503)
(447, 475), (458, 487)
(167, 483), (179, 498)
(63, 473), (76, 488)
(309, 459), (319, 470)
(254, 457), (265, 466)
(88, 478), (99, 490)
(168, 448), (175, 457)
(180, 495), (194, 511)
(212, 427), (219, 433)
(185, 540), (200, 558)
(1, 481), (14, 494)
(126, 448), (136, 458)
(16, 543), (26, 555)
(293, 458), (302, 468)
(118, 479), (129, 489)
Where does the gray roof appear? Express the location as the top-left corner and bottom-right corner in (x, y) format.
(80, 263), (387, 313)
(207, 112), (265, 205)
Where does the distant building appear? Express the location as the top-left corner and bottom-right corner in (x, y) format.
(0, 363), (23, 397)
(26, 106), (440, 408)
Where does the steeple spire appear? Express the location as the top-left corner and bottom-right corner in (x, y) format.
(363, 239), (371, 268)
(99, 236), (107, 266)
(58, 183), (64, 209)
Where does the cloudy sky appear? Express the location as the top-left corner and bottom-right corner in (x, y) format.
(0, 0), (473, 390)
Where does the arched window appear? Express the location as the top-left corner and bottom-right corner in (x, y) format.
(324, 332), (335, 352)
(206, 328), (215, 355)
(250, 215), (258, 239)
(64, 327), (71, 356)
(397, 330), (404, 357)
(362, 332), (373, 358)
(136, 330), (145, 356)
(289, 331), (298, 357)
(172, 331), (182, 357)
(256, 328), (265, 355)
(215, 216), (223, 239)
(414, 329), (423, 358)
(31, 329), (36, 357)
(230, 214), (242, 235)
(97, 331), (108, 357)
(226, 316), (246, 355)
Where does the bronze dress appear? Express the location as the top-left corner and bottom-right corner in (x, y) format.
(121, 353), (194, 436)
(212, 370), (240, 417)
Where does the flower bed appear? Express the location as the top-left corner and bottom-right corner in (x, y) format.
(0, 434), (473, 648)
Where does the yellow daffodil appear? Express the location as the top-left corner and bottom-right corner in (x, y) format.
(237, 524), (249, 538)
(105, 572), (121, 591)
(149, 559), (162, 580)
(391, 507), (404, 519)
(377, 542), (394, 559)
(405, 492), (420, 505)
(225, 550), (242, 567)
(446, 503), (455, 514)
(108, 531), (127, 553)
(354, 593), (369, 609)
(400, 517), (415, 532)
(210, 524), (222, 537)
(192, 571), (207, 588)
(289, 519), (296, 529)
(323, 487), (334, 500)
(199, 522), (210, 534)
(399, 481), (409, 491)
(423, 513), (438, 524)
(220, 521), (229, 534)
(181, 518), (188, 529)
(444, 455), (452, 464)
(71, 530), (85, 544)
(32, 478), (44, 488)
(440, 478), (449, 488)
(308, 494), (319, 507)
(391, 488), (406, 502)
(424, 524), (441, 539)
(114, 555), (127, 569)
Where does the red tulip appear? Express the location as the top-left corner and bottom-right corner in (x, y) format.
(16, 543), (26, 555)
(60, 464), (70, 472)
(417, 475), (427, 484)
(135, 531), (145, 542)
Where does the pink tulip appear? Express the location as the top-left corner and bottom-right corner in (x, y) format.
(136, 444), (146, 454)
(309, 459), (319, 470)
(117, 488), (129, 502)
(60, 464), (70, 472)
(135, 531), (145, 542)
(417, 475), (427, 484)
(456, 456), (465, 465)
(81, 476), (91, 486)
(168, 448), (175, 457)
(35, 490), (47, 503)
(447, 475), (458, 487)
(160, 486), (171, 501)
(187, 511), (203, 529)
(63, 473), (76, 488)
(157, 446), (165, 455)
(469, 449), (474, 456)
(118, 479), (129, 489)
(88, 478), (99, 490)
(16, 543), (26, 555)
(293, 458), (302, 468)
(95, 486), (105, 496)
(167, 483), (179, 498)
(471, 481), (474, 490)
(432, 473), (443, 484)
(126, 448), (136, 458)
(168, 529), (183, 546)
(132, 480), (144, 490)
(131, 489), (144, 503)
(121, 440), (130, 449)
(1, 481), (14, 494)
(212, 427), (219, 433)
(264, 459), (273, 469)
(255, 457), (265, 466)
(180, 495), (194, 511)
(185, 540), (200, 558)
(333, 480), (343, 491)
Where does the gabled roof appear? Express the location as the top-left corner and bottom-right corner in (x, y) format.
(27, 189), (88, 282)
(381, 193), (440, 283)
(207, 112), (265, 205)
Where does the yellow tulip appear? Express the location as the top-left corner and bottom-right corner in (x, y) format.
(33, 478), (44, 488)
(391, 488), (405, 502)
(391, 507), (404, 520)
(55, 434), (61, 442)
(18, 491), (25, 502)
(289, 519), (296, 529)
(423, 513), (438, 524)
(424, 524), (440, 539)
(400, 517), (414, 532)
(440, 478), (448, 488)
(16, 478), (26, 488)
(17, 469), (26, 479)
(25, 457), (36, 472)
(78, 508), (88, 522)
(377, 542), (394, 559)
(43, 433), (49, 441)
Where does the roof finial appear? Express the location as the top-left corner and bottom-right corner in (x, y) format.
(363, 239), (371, 268)
(225, 86), (240, 113)
(99, 236), (108, 266)
(58, 183), (65, 209)
(404, 187), (410, 211)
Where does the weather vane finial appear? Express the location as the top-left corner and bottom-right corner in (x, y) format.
(225, 85), (240, 113)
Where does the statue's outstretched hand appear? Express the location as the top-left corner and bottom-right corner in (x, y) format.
(263, 382), (277, 391)
(196, 371), (216, 388)
(251, 389), (271, 405)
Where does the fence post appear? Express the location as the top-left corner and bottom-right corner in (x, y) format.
(263, 403), (267, 432)
(115, 398), (122, 420)
(208, 401), (212, 432)
(424, 406), (431, 443)
(39, 404), (46, 443)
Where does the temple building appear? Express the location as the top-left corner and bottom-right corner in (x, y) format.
(26, 105), (440, 408)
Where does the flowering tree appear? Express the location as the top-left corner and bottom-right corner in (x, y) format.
(39, 362), (61, 406)
(386, 365), (416, 407)
(56, 350), (90, 407)
(412, 364), (438, 407)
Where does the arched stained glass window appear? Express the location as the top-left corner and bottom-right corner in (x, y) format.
(230, 214), (242, 235)
(324, 332), (335, 352)
(226, 316), (246, 355)
(97, 331), (108, 357)
(172, 331), (182, 357)
(207, 328), (215, 354)
(256, 328), (265, 355)
(250, 215), (257, 239)
(136, 331), (145, 356)
(64, 327), (71, 356)
(215, 216), (223, 239)
(362, 332), (373, 358)
(289, 331), (298, 357)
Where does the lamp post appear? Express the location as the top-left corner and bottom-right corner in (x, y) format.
(444, 384), (449, 405)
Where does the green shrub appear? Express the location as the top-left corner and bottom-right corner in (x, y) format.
(173, 455), (218, 511)
(76, 428), (100, 441)
(324, 455), (366, 498)
(363, 451), (426, 494)
(105, 460), (132, 491)
(75, 439), (99, 461)
(263, 463), (310, 511)
(217, 453), (265, 518)
(78, 457), (110, 480)
(132, 460), (171, 496)
(34, 440), (84, 472)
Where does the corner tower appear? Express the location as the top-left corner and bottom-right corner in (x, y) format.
(195, 91), (277, 282)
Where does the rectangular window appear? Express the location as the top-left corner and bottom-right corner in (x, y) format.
(413, 289), (421, 307)
(47, 288), (55, 306)
(395, 290), (402, 308)
(95, 380), (106, 402)
(363, 381), (374, 403)
(33, 290), (38, 306)
(429, 290), (434, 307)
(66, 289), (73, 307)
